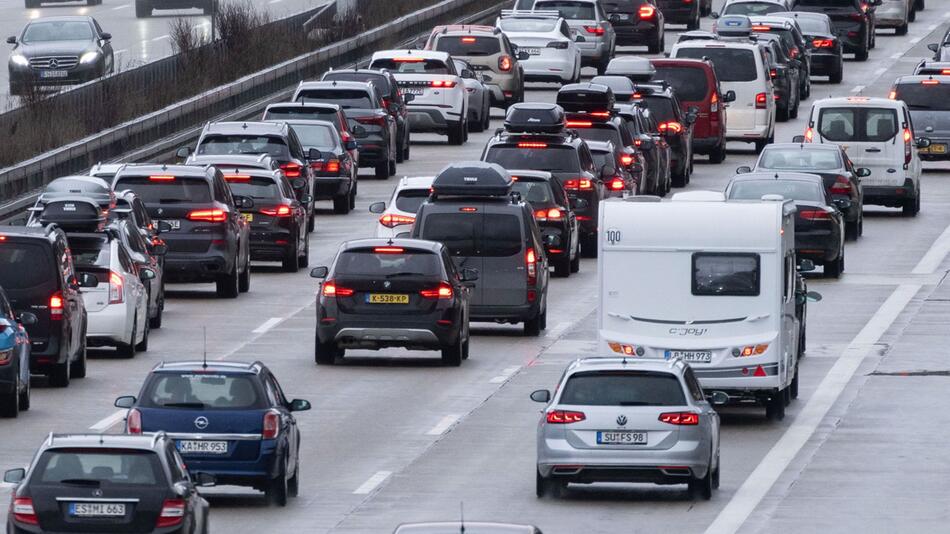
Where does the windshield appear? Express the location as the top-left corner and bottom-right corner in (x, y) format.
(692, 253), (760, 296)
(225, 176), (281, 200)
(728, 180), (824, 202)
(484, 145), (581, 173)
(267, 107), (339, 123)
(197, 135), (291, 159)
(534, 1), (595, 19)
(499, 19), (559, 32)
(287, 124), (339, 150)
(435, 35), (502, 57)
(335, 250), (442, 276)
(420, 213), (522, 257)
(395, 189), (430, 214)
(114, 176), (212, 204)
(22, 21), (93, 43)
(653, 66), (710, 102)
(723, 2), (787, 16)
(36, 450), (161, 486)
(560, 371), (687, 406)
(292, 89), (372, 110)
(817, 107), (898, 142)
(675, 47), (757, 82)
(893, 83), (950, 111)
(758, 147), (842, 170)
(141, 373), (267, 409)
(512, 180), (554, 205)
(369, 58), (450, 74)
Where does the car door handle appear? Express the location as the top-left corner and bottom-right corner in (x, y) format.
(865, 148), (881, 153)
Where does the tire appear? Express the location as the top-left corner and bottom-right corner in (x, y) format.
(765, 390), (786, 421)
(447, 121), (465, 145)
(314, 335), (339, 365)
(570, 247), (580, 273)
(265, 465), (289, 507)
(553, 255), (571, 278)
(117, 319), (137, 358)
(216, 261), (240, 299)
(70, 338), (87, 378)
(482, 105), (491, 131)
(777, 104), (790, 122)
(917, 0), (925, 9)
(754, 138), (769, 154)
(648, 33), (662, 54)
(709, 143), (726, 164)
(396, 134), (405, 163)
(282, 240), (300, 273)
(288, 463), (300, 498)
(238, 258), (250, 293)
(333, 194), (350, 214)
(581, 233), (598, 258)
(791, 367), (799, 400)
(712, 454), (720, 490)
(896, 22), (908, 36)
(855, 46), (869, 62)
(403, 133), (411, 161)
(18, 373), (30, 411)
(135, 318), (149, 352)
(536, 470), (563, 498)
(374, 162), (389, 179)
(388, 159), (397, 177)
(461, 329), (470, 360)
(349, 183), (357, 210)
(298, 236), (310, 269)
(824, 252), (843, 279)
(307, 212), (315, 232)
(687, 11), (700, 31)
(845, 218), (860, 240)
(49, 359), (70, 388)
(149, 295), (163, 329)
(524, 312), (542, 337)
(903, 194), (920, 217)
(830, 66), (843, 84)
(135, 1), (151, 17)
(790, 98), (799, 119)
(688, 453), (714, 500)
(909, 8), (917, 22)
(671, 164), (687, 188)
(441, 332), (464, 367)
(0, 376), (19, 418)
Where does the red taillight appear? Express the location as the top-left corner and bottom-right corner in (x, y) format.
(888, 89), (897, 100)
(566, 120), (592, 128)
(127, 408), (142, 434)
(534, 208), (563, 221)
(563, 178), (593, 190)
(790, 47), (800, 59)
(379, 213), (415, 228)
(373, 246), (405, 254)
(420, 281), (454, 299)
(279, 162), (302, 178)
(804, 127), (814, 142)
(755, 92), (767, 109)
(904, 128), (913, 164)
(459, 207), (478, 213)
(263, 410), (280, 439)
(526, 248), (537, 286)
(49, 292), (63, 320)
(498, 55), (513, 72)
(584, 25), (605, 35)
(311, 159), (341, 173)
(609, 177), (625, 191)
(546, 410), (586, 424)
(922, 79), (940, 86)
(393, 56), (424, 62)
(799, 210), (831, 220)
(355, 115), (387, 127)
(710, 92), (719, 113)
(659, 412), (699, 425)
(813, 38), (834, 48)
(381, 97), (391, 110)
(430, 80), (458, 88)
(830, 177), (852, 195)
(461, 36), (477, 43)
(659, 121), (683, 134)
(638, 5), (655, 18)
(12, 497), (38, 525)
(621, 154), (634, 166)
(148, 175), (175, 182)
(109, 272), (124, 304)
(752, 25), (771, 31)
(517, 142), (548, 149)
(187, 209), (227, 222)
(769, 68), (778, 79)
(322, 280), (354, 298)
(224, 174), (251, 182)
(156, 499), (185, 528)
(260, 205), (293, 217)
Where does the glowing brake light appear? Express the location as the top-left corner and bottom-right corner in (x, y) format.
(812, 38), (834, 48)
(13, 497), (38, 525)
(904, 128), (914, 164)
(658, 121), (683, 134)
(224, 174), (251, 182)
(420, 281), (454, 299)
(373, 246), (405, 254)
(888, 90), (897, 100)
(942, 69), (950, 75)
(393, 56), (424, 62)
(638, 5), (655, 18)
(517, 142), (548, 149)
(311, 159), (341, 173)
(526, 248), (537, 285)
(461, 36), (477, 43)
(279, 162), (302, 178)
(49, 293), (64, 320)
(769, 68), (778, 79)
(799, 209), (831, 220)
(109, 272), (124, 304)
(804, 127), (814, 142)
(379, 213), (415, 228)
(922, 79), (940, 85)
(534, 208), (563, 221)
(187, 209), (227, 222)
(321, 280), (354, 298)
(546, 410), (585, 424)
(498, 55), (513, 72)
(563, 179), (592, 191)
(430, 80), (457, 88)
(566, 120), (592, 128)
(659, 412), (699, 425)
(149, 175), (175, 181)
(751, 25), (771, 31)
(584, 25), (605, 35)
(620, 154), (634, 166)
(260, 205), (293, 217)
(755, 92), (768, 109)
(609, 177), (625, 191)
(710, 92), (719, 113)
(735, 343), (770, 357)
(830, 176), (852, 195)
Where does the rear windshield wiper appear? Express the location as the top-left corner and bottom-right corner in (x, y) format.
(160, 402), (206, 408)
(158, 198), (189, 204)
(58, 479), (101, 486)
(618, 401), (652, 406)
(385, 272), (426, 278)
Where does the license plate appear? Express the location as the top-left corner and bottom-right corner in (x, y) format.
(611, 13), (630, 20)
(405, 88), (425, 96)
(158, 219), (180, 230)
(40, 70), (68, 79)
(241, 213), (253, 222)
(177, 440), (228, 454)
(523, 47), (541, 55)
(597, 430), (647, 445)
(665, 350), (712, 363)
(69, 502), (126, 517)
(367, 293), (409, 304)
(922, 143), (947, 154)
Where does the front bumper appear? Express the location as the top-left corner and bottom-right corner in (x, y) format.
(9, 61), (101, 90)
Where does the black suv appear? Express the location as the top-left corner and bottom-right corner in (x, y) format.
(310, 238), (475, 366)
(630, 83), (695, 187)
(0, 226), (88, 387)
(321, 68), (412, 163)
(792, 0), (876, 61)
(3, 433), (212, 533)
(750, 16), (811, 100)
(753, 32), (801, 122)
(509, 170), (581, 277)
(601, 0), (667, 52)
(113, 165), (252, 299)
(657, 0), (702, 29)
(615, 103), (672, 195)
(482, 103), (606, 258)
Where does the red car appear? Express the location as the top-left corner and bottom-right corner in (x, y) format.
(651, 58), (735, 164)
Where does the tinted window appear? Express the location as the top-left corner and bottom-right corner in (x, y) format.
(23, 21), (93, 43)
(758, 147), (841, 170)
(140, 373), (266, 409)
(727, 180), (824, 202)
(0, 242), (54, 289)
(722, 2), (787, 15)
(601, 0), (649, 13)
(224, 177), (281, 199)
(498, 19), (559, 32)
(640, 96), (677, 123)
(817, 107), (898, 142)
(795, 0), (853, 5)
(114, 177), (212, 204)
(560, 371), (687, 406)
(791, 17), (831, 34)
(675, 47), (757, 82)
(893, 83), (950, 111)
(287, 124), (339, 150)
(692, 253), (760, 296)
(395, 189), (430, 213)
(369, 58), (450, 75)
(36, 450), (161, 486)
(266, 108), (339, 122)
(590, 150), (616, 169)
(435, 36), (502, 56)
(653, 66), (710, 102)
(512, 180), (554, 204)
(534, 1), (596, 19)
(69, 237), (110, 268)
(293, 89), (372, 109)
(575, 127), (623, 146)
(335, 250), (442, 276)
(197, 135), (291, 159)
(323, 73), (392, 95)
(420, 213), (522, 257)
(484, 145), (581, 172)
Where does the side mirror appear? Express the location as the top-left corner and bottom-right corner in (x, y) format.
(345, 139), (359, 151)
(709, 391), (729, 406)
(806, 290), (823, 302)
(307, 148), (322, 161)
(571, 198), (589, 210)
(530, 389), (551, 403)
(797, 259), (816, 273)
(575, 34), (586, 43)
(114, 395), (136, 409)
(723, 90), (736, 103)
(928, 43), (940, 53)
(151, 243), (168, 256)
(291, 178), (306, 190)
(369, 201), (386, 214)
(832, 198), (852, 211)
(710, 12), (720, 19)
(101, 32), (112, 41)
(351, 124), (368, 138)
(78, 272), (99, 288)
(301, 195), (313, 204)
(687, 105), (700, 115)
(234, 195), (254, 209)
(139, 268), (156, 281)
(685, 112), (698, 125)
(175, 146), (191, 160)
(792, 135), (806, 143)
(736, 166), (752, 174)
(460, 267), (479, 282)
(5, 36), (15, 45)
(310, 266), (329, 279)
(543, 234), (562, 248)
(461, 68), (474, 79)
(517, 50), (530, 61)
(289, 398), (311, 412)
(3, 468), (25, 484)
(638, 135), (654, 150)
(403, 93), (415, 103)
(173, 481), (194, 496)
(157, 221), (172, 233)
(917, 137), (932, 149)
(855, 167), (871, 178)
(17, 312), (37, 326)
(194, 472), (216, 487)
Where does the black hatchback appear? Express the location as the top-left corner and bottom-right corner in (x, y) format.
(509, 170), (580, 278)
(3, 433), (212, 534)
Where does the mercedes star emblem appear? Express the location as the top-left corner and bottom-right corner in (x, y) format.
(49, 58), (58, 69)
(92, 489), (103, 497)
(616, 415), (627, 426)
(194, 416), (209, 430)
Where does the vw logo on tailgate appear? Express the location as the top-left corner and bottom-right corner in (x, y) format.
(616, 415), (627, 426)
(194, 416), (209, 430)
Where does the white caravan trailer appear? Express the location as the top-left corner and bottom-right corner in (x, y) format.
(597, 192), (800, 419)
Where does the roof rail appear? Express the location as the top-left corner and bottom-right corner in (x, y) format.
(499, 9), (561, 19)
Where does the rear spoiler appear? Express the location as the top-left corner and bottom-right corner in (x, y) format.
(499, 9), (561, 19)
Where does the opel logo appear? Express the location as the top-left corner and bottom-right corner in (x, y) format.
(92, 489), (103, 497)
(194, 416), (209, 430)
(49, 58), (59, 69)
(616, 415), (627, 426)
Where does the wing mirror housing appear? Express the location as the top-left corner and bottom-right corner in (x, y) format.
(917, 137), (932, 149)
(114, 395), (136, 409)
(289, 399), (311, 412)
(175, 146), (191, 160)
(139, 268), (156, 282)
(403, 93), (415, 103)
(722, 90), (736, 103)
(3, 468), (25, 484)
(233, 195), (254, 209)
(310, 266), (329, 279)
(6, 36), (16, 45)
(194, 472), (216, 487)
(78, 272), (99, 288)
(307, 148), (322, 161)
(736, 166), (752, 174)
(709, 391), (729, 406)
(17, 312), (37, 326)
(856, 167), (871, 177)
(928, 43), (940, 53)
(530, 389), (551, 403)
(797, 259), (816, 273)
(345, 138), (359, 151)
(157, 221), (173, 233)
(517, 50), (530, 61)
(351, 124), (368, 138)
(369, 201), (386, 214)
(600, 164), (617, 179)
(460, 267), (479, 282)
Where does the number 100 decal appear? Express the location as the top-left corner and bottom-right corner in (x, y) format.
(606, 228), (622, 245)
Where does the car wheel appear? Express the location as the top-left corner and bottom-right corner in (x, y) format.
(524, 312), (542, 337)
(765, 390), (786, 421)
(403, 133), (411, 160)
(553, 255), (571, 278)
(830, 65), (843, 84)
(288, 462), (300, 498)
(282, 239), (300, 273)
(441, 333), (463, 367)
(712, 453), (720, 489)
(570, 246), (580, 273)
(688, 452), (714, 500)
(349, 182), (357, 210)
(777, 104), (790, 122)
(791, 366), (799, 400)
(314, 333), (340, 365)
(298, 235), (310, 269)
(238, 257), (251, 293)
(903, 194), (920, 216)
(135, 317), (149, 352)
(216, 260), (240, 298)
(687, 11), (700, 31)
(374, 162), (389, 179)
(333, 194), (350, 214)
(149, 288), (164, 329)
(909, 8), (916, 22)
(70, 336), (87, 378)
(447, 120), (465, 145)
(858, 214), (864, 237)
(671, 164), (687, 188)
(580, 233), (598, 258)
(709, 143), (726, 163)
(790, 97), (799, 119)
(265, 465), (289, 507)
(824, 251), (843, 279)
(648, 33), (662, 54)
(754, 138), (769, 154)
(469, 113), (485, 133)
(18, 371), (30, 411)
(845, 218), (860, 240)
(461, 326), (470, 360)
(396, 134), (405, 163)
(855, 45), (869, 61)
(0, 374), (19, 418)
(307, 212), (315, 232)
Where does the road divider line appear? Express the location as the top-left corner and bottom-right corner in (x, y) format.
(252, 317), (282, 334)
(912, 223), (950, 274)
(850, 85), (864, 93)
(425, 414), (460, 436)
(489, 366), (521, 384)
(891, 52), (902, 59)
(353, 471), (391, 495)
(111, 3), (129, 9)
(151, 35), (170, 42)
(89, 410), (126, 432)
(873, 67), (887, 77)
(215, 298), (314, 361)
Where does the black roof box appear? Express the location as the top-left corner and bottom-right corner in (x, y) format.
(431, 162), (513, 198)
(557, 83), (616, 114)
(504, 103), (566, 134)
(38, 197), (105, 232)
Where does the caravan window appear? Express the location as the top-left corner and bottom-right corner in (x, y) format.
(692, 253), (760, 297)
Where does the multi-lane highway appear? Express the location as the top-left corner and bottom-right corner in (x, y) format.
(2, 2), (950, 533)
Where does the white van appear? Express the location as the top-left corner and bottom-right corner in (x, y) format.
(671, 39), (776, 152)
(801, 96), (929, 216)
(597, 192), (799, 419)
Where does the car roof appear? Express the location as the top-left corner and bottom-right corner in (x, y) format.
(268, 102), (342, 112)
(114, 164), (216, 180)
(749, 16), (794, 28)
(295, 80), (375, 92)
(373, 49), (452, 61)
(42, 433), (167, 452)
(44, 176), (112, 193)
(152, 360), (263, 374)
(812, 96), (902, 107)
(186, 154), (275, 167)
(394, 523), (539, 534)
(894, 75), (950, 84)
(323, 68), (392, 78)
(0, 225), (59, 239)
(730, 171), (825, 184)
(509, 170), (554, 180)
(585, 140), (616, 152)
(431, 24), (500, 37)
(341, 238), (445, 253)
(28, 15), (95, 23)
(566, 357), (688, 375)
(764, 142), (841, 152)
(203, 121), (290, 136)
(396, 176), (436, 189)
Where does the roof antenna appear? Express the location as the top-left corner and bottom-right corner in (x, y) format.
(202, 327), (208, 369)
(459, 501), (465, 533)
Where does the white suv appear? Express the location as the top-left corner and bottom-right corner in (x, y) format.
(801, 96), (930, 216)
(368, 50), (469, 145)
(369, 176), (435, 238)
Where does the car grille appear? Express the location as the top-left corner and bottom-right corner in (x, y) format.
(29, 56), (79, 69)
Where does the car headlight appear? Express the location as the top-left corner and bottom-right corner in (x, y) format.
(10, 54), (28, 67)
(79, 51), (99, 64)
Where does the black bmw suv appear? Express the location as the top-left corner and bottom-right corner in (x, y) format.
(630, 83), (695, 187)
(792, 0), (876, 61)
(4, 433), (213, 533)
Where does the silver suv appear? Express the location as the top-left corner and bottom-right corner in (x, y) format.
(530, 357), (722, 499)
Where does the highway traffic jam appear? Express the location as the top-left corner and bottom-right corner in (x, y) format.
(0, 0), (948, 532)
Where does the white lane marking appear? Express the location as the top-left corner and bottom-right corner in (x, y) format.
(215, 298), (314, 360)
(546, 320), (571, 339)
(704, 220), (950, 534)
(353, 471), (391, 494)
(873, 67), (887, 77)
(425, 414), (460, 436)
(151, 35), (170, 42)
(89, 410), (126, 432)
(850, 85), (865, 93)
(111, 3), (129, 9)
(891, 52), (902, 59)
(489, 366), (520, 384)
(269, 0), (284, 3)
(910, 37), (922, 45)
(252, 317), (282, 334)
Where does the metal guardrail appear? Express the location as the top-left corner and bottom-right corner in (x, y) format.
(0, 0), (509, 224)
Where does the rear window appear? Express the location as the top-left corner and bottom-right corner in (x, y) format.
(369, 58), (450, 75)
(817, 107), (898, 142)
(292, 89), (372, 110)
(692, 253), (760, 296)
(498, 19), (559, 33)
(69, 237), (110, 268)
(727, 180), (825, 202)
(640, 96), (677, 123)
(267, 107), (338, 122)
(653, 66), (710, 102)
(114, 176), (212, 204)
(534, 1), (595, 19)
(322, 73), (392, 95)
(560, 371), (687, 406)
(512, 179), (554, 204)
(601, 0), (649, 13)
(893, 82), (950, 111)
(590, 150), (616, 169)
(575, 126), (623, 146)
(395, 189), (430, 214)
(224, 177), (281, 199)
(335, 249), (442, 277)
(790, 17), (831, 34)
(796, 0), (854, 6)
(196, 135), (291, 159)
(287, 123), (339, 150)
(758, 147), (841, 170)
(0, 242), (55, 290)
(36, 449), (161, 486)
(675, 47), (757, 82)
(434, 36), (502, 57)
(722, 2), (788, 15)
(420, 213), (522, 257)
(140, 373), (266, 410)
(484, 145), (581, 173)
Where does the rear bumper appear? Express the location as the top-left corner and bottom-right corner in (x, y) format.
(407, 106), (463, 132)
(875, 5), (908, 25)
(356, 136), (389, 165)
(613, 24), (660, 46)
(523, 58), (575, 83)
(249, 229), (293, 261)
(471, 302), (539, 323)
(810, 53), (842, 76)
(537, 438), (708, 482)
(312, 177), (350, 199)
(659, 5), (698, 23)
(577, 41), (610, 62)
(692, 135), (723, 152)
(796, 231), (840, 263)
(86, 305), (131, 346)
(863, 180), (916, 207)
(317, 311), (462, 350)
(180, 439), (281, 487)
(164, 254), (231, 283)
